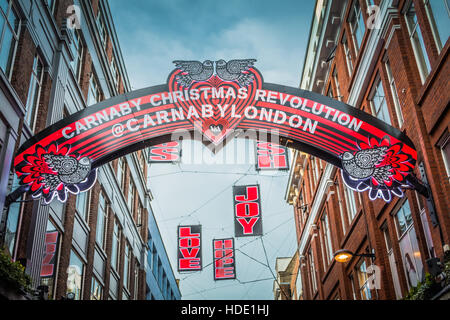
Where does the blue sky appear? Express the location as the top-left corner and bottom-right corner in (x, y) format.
(109, 0), (315, 300)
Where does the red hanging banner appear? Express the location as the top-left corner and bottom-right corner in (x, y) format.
(148, 141), (181, 163)
(40, 231), (59, 278)
(177, 225), (202, 272)
(233, 185), (263, 237)
(255, 141), (289, 171)
(213, 238), (236, 281)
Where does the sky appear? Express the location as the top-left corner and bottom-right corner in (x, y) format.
(109, 0), (316, 300)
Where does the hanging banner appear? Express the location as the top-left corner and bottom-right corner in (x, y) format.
(12, 59), (422, 204)
(255, 141), (289, 171)
(148, 141), (181, 163)
(40, 231), (59, 278)
(213, 238), (236, 281)
(177, 225), (202, 272)
(233, 185), (263, 237)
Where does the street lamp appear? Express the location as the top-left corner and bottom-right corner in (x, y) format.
(333, 249), (375, 263)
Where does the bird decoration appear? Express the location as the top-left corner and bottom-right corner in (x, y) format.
(173, 60), (214, 87)
(340, 136), (414, 202)
(172, 59), (257, 87)
(341, 147), (392, 184)
(215, 59), (257, 87)
(41, 155), (92, 191)
(16, 142), (97, 204)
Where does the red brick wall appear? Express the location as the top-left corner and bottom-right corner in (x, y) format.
(294, 0), (449, 300)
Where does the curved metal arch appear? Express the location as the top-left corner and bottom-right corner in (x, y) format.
(12, 62), (422, 204)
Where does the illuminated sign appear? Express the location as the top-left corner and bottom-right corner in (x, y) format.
(148, 141), (181, 163)
(213, 238), (236, 281)
(40, 231), (59, 278)
(13, 59), (422, 204)
(233, 185), (263, 237)
(177, 225), (202, 272)
(255, 141), (289, 170)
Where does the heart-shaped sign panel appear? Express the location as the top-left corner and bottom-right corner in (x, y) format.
(168, 70), (263, 145)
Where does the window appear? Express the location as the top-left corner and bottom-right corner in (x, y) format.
(326, 85), (334, 98)
(4, 173), (24, 257)
(437, 131), (450, 181)
(342, 32), (353, 75)
(308, 248), (317, 295)
(87, 72), (101, 106)
(405, 1), (432, 83)
(25, 55), (44, 132)
(335, 179), (347, 235)
(40, 220), (60, 300)
(349, 275), (357, 300)
(123, 243), (131, 290)
(423, 0), (450, 53)
(321, 212), (334, 263)
(152, 247), (158, 276)
(349, 0), (366, 52)
(134, 260), (139, 300)
(416, 191), (435, 258)
(110, 54), (120, 91)
(311, 157), (320, 185)
(75, 190), (90, 222)
(369, 78), (392, 125)
(382, 224), (402, 299)
(344, 185), (358, 222)
(385, 59), (404, 127)
(45, 0), (58, 15)
(96, 192), (108, 249)
(111, 219), (121, 271)
(395, 200), (424, 289)
(332, 69), (342, 101)
(139, 151), (146, 176)
(91, 277), (103, 300)
(0, 0), (20, 78)
(128, 179), (135, 213)
(96, 7), (108, 50)
(116, 158), (126, 190)
(70, 29), (84, 83)
(295, 268), (303, 300)
(137, 201), (143, 227)
(356, 259), (372, 300)
(66, 250), (84, 300)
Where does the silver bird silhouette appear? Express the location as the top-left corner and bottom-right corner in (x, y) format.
(341, 147), (392, 183)
(215, 59), (257, 86)
(173, 60), (214, 87)
(41, 155), (91, 191)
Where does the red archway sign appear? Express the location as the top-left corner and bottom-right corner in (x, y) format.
(12, 59), (426, 204)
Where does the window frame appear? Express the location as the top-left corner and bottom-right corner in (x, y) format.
(356, 258), (373, 300)
(70, 28), (84, 83)
(25, 54), (44, 132)
(384, 59), (404, 128)
(342, 31), (354, 75)
(0, 0), (21, 80)
(75, 189), (90, 222)
(66, 249), (85, 300)
(348, 0), (366, 54)
(368, 76), (392, 126)
(90, 276), (103, 300)
(404, 0), (432, 83)
(95, 191), (108, 250)
(423, 0), (450, 54)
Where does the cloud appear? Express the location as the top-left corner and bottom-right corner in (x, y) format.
(117, 17), (305, 89)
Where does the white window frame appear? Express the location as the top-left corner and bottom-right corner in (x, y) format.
(404, 1), (432, 83)
(385, 59), (404, 128)
(423, 0), (450, 53)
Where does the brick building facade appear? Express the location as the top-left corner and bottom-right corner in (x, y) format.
(285, 0), (449, 300)
(0, 0), (180, 300)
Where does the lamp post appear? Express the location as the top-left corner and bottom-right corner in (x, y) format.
(333, 249), (375, 263)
